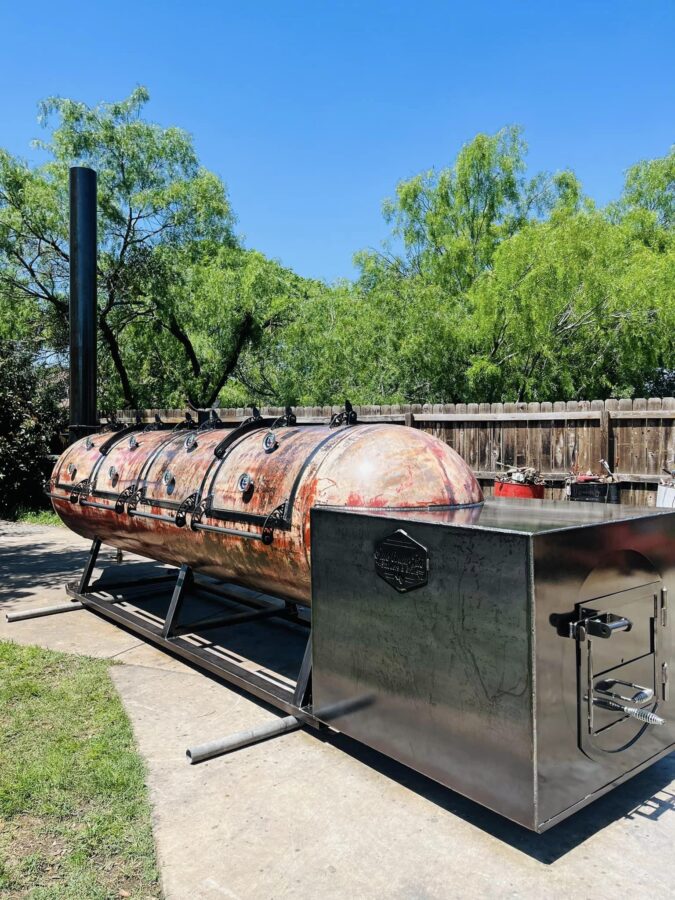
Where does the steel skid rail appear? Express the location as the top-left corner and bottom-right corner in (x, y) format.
(10, 537), (319, 762)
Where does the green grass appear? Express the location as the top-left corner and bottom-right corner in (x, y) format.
(14, 509), (64, 527)
(0, 642), (161, 899)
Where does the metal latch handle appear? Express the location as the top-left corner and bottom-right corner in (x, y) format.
(595, 679), (654, 705)
(586, 615), (632, 639)
(593, 697), (664, 726)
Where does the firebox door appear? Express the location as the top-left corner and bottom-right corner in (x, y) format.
(572, 583), (669, 761)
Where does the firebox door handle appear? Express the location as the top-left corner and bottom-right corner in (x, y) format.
(595, 679), (654, 705)
(592, 697), (664, 726)
(586, 616), (632, 639)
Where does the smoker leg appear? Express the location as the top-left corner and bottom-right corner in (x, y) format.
(77, 538), (102, 594)
(185, 630), (313, 764)
(6, 538), (101, 622)
(8, 538), (101, 623)
(293, 633), (312, 708)
(6, 601), (84, 623)
(186, 715), (301, 764)
(161, 564), (193, 639)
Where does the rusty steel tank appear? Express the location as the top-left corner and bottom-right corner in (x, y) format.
(49, 416), (483, 604)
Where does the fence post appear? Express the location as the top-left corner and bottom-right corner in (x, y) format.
(604, 399), (618, 472)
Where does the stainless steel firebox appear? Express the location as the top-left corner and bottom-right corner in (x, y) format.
(310, 499), (675, 832)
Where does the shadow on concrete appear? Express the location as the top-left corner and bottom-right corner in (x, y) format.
(0, 534), (119, 604)
(86, 560), (310, 681)
(4, 533), (674, 864)
(324, 730), (675, 864)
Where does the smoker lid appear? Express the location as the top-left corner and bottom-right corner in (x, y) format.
(314, 497), (675, 535)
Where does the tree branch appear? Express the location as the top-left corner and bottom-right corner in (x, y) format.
(203, 312), (256, 407)
(99, 315), (137, 407)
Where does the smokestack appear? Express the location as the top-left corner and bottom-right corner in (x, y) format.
(69, 166), (97, 441)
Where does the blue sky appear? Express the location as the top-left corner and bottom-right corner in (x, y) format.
(1, 1), (673, 281)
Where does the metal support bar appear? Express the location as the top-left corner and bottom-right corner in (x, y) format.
(161, 564), (192, 638)
(90, 571), (178, 592)
(7, 601), (83, 623)
(77, 538), (101, 594)
(192, 579), (308, 624)
(192, 579), (269, 607)
(70, 587), (300, 711)
(293, 634), (313, 708)
(79, 500), (117, 512)
(192, 522), (263, 540)
(6, 568), (175, 622)
(192, 579), (271, 607)
(128, 509), (176, 524)
(48, 549), (322, 742)
(199, 506), (291, 530)
(45, 492), (74, 503)
(186, 715), (302, 764)
(173, 604), (287, 637)
(6, 587), (140, 622)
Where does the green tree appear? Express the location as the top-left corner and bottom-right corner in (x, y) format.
(347, 134), (674, 404)
(2, 99), (672, 412)
(0, 342), (65, 517)
(118, 245), (309, 409)
(0, 88), (279, 409)
(465, 181), (674, 401)
(331, 126), (572, 405)
(358, 126), (555, 295)
(619, 146), (675, 230)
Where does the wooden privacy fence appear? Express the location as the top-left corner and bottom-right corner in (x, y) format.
(115, 397), (675, 506)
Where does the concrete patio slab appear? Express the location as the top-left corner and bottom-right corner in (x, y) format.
(0, 522), (191, 672)
(3, 521), (675, 899)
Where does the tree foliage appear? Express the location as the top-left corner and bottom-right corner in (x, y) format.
(460, 148), (674, 401)
(0, 343), (65, 518)
(0, 91), (673, 415)
(255, 139), (673, 405)
(0, 88), (304, 410)
(363, 126), (555, 293)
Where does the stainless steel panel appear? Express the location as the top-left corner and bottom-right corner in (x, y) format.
(311, 501), (675, 832)
(311, 510), (537, 830)
(533, 513), (675, 827)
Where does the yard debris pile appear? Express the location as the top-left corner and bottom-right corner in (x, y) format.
(563, 459), (622, 503)
(565, 458), (617, 488)
(495, 463), (543, 485)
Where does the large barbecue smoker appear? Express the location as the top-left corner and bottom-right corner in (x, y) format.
(19, 168), (675, 833)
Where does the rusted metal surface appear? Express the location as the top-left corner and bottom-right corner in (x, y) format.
(50, 424), (483, 604)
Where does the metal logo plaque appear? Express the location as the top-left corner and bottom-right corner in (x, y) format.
(374, 529), (429, 593)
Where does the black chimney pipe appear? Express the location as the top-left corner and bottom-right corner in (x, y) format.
(69, 166), (97, 441)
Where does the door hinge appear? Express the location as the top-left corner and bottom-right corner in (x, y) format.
(661, 587), (668, 628)
(662, 662), (669, 702)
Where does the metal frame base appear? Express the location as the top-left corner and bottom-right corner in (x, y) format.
(60, 539), (320, 755)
